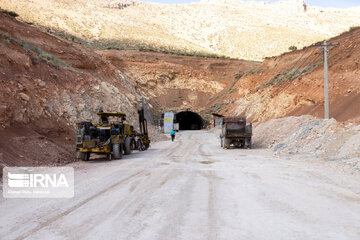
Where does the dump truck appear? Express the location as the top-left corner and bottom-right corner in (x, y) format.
(220, 116), (252, 149)
(76, 107), (150, 161)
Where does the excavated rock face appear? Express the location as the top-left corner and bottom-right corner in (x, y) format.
(99, 50), (259, 122)
(0, 10), (359, 168)
(0, 13), (142, 167)
(0, 13), (141, 130)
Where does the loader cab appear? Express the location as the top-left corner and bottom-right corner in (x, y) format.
(100, 115), (109, 125)
(97, 112), (126, 126)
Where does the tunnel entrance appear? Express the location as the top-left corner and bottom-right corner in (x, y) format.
(175, 111), (204, 130)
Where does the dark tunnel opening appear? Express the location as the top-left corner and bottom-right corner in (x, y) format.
(175, 111), (204, 130)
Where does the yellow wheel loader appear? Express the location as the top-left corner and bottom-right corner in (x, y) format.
(76, 107), (150, 161)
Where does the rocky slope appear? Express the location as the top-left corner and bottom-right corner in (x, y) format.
(211, 27), (360, 123)
(0, 8), (359, 168)
(0, 12), (141, 167)
(253, 115), (360, 165)
(100, 27), (360, 124)
(99, 50), (259, 123)
(0, 11), (257, 167)
(1, 0), (360, 60)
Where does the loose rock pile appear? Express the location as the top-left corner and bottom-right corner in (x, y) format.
(253, 115), (360, 169)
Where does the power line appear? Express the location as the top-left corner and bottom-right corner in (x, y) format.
(310, 41), (340, 119)
(270, 47), (318, 96)
(297, 47), (318, 69)
(267, 32), (358, 106)
(331, 32), (360, 42)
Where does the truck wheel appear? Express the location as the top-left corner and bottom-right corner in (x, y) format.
(224, 139), (231, 149)
(112, 143), (122, 159)
(245, 138), (252, 149)
(124, 136), (132, 155)
(80, 152), (90, 161)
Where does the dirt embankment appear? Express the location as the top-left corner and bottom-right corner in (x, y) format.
(0, 12), (257, 167)
(253, 115), (360, 170)
(215, 27), (360, 123)
(99, 50), (259, 121)
(0, 13), (141, 167)
(0, 10), (359, 169)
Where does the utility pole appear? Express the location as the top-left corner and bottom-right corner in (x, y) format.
(323, 40), (329, 119)
(311, 41), (339, 119)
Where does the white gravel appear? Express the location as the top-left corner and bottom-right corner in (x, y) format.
(253, 115), (360, 170)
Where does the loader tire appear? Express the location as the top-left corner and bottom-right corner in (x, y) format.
(124, 136), (132, 155)
(144, 143), (150, 150)
(137, 139), (145, 151)
(112, 144), (122, 159)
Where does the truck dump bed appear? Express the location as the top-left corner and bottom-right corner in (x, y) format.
(221, 116), (252, 149)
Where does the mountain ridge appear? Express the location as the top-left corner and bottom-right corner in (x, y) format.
(1, 0), (360, 60)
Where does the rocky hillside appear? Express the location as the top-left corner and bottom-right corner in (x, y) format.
(212, 26), (360, 123)
(1, 0), (360, 60)
(0, 11), (257, 167)
(0, 12), (141, 167)
(99, 26), (360, 124)
(0, 7), (359, 168)
(99, 50), (259, 123)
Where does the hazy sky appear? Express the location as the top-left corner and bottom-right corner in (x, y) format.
(140, 0), (360, 8)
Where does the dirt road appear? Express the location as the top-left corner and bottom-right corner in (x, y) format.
(1, 130), (360, 240)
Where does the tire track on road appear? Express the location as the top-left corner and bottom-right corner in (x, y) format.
(14, 170), (146, 240)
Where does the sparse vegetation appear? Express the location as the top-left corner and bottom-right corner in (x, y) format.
(261, 64), (316, 89)
(234, 70), (244, 80)
(289, 46), (297, 51)
(210, 102), (223, 112)
(3, 0), (360, 61)
(46, 28), (89, 46)
(0, 30), (75, 71)
(44, 28), (230, 59)
(0, 7), (19, 17)
(349, 26), (360, 31)
(91, 39), (230, 59)
(246, 68), (262, 76)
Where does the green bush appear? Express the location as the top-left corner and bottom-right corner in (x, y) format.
(0, 8), (19, 17)
(289, 46), (297, 51)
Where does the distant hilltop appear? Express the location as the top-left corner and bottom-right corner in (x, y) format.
(1, 0), (360, 60)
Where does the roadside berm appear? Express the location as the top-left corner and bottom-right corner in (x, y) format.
(253, 115), (360, 171)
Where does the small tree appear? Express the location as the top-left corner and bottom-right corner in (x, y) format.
(289, 46), (297, 51)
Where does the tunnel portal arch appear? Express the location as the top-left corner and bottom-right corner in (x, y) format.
(175, 111), (204, 130)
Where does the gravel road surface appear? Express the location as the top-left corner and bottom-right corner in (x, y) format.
(1, 130), (360, 240)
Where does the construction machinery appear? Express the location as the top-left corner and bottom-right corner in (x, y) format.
(220, 116), (252, 149)
(76, 107), (150, 161)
